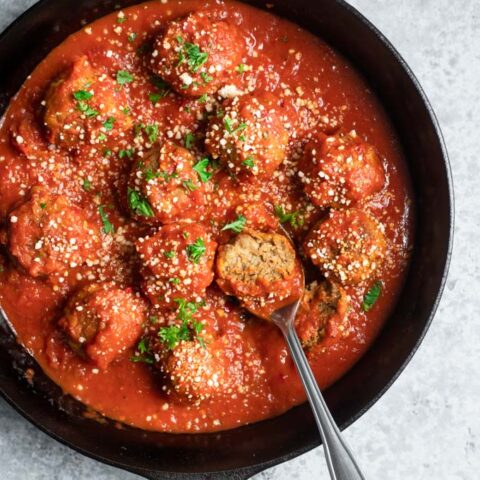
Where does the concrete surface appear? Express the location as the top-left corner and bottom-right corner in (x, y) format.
(0, 0), (478, 479)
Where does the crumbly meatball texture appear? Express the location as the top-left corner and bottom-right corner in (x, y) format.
(8, 189), (101, 278)
(295, 280), (351, 348)
(150, 11), (245, 96)
(58, 282), (146, 369)
(298, 131), (385, 208)
(44, 56), (132, 150)
(303, 208), (387, 285)
(216, 230), (303, 316)
(127, 141), (207, 224)
(205, 93), (290, 177)
(136, 222), (217, 308)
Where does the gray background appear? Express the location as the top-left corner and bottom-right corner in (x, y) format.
(0, 0), (478, 478)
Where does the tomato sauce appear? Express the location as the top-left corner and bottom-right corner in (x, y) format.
(0, 0), (413, 433)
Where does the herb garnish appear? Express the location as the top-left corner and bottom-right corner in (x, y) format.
(119, 148), (135, 159)
(164, 250), (176, 259)
(177, 37), (209, 73)
(193, 158), (212, 182)
(130, 337), (154, 364)
(221, 215), (246, 233)
(98, 205), (114, 234)
(236, 63), (246, 73)
(103, 116), (115, 131)
(182, 179), (197, 192)
(144, 124), (159, 143)
(184, 132), (195, 149)
(362, 281), (382, 312)
(73, 90), (93, 101)
(127, 188), (154, 217)
(82, 178), (92, 191)
(186, 238), (206, 263)
(116, 70), (134, 85)
(274, 205), (304, 228)
(242, 157), (255, 168)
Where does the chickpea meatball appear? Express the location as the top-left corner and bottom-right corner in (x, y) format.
(150, 11), (245, 96)
(298, 131), (385, 208)
(59, 282), (147, 369)
(8, 189), (101, 278)
(205, 93), (289, 178)
(127, 141), (207, 224)
(216, 230), (303, 317)
(136, 222), (216, 308)
(44, 56), (132, 150)
(295, 280), (350, 348)
(303, 209), (387, 285)
(157, 334), (247, 401)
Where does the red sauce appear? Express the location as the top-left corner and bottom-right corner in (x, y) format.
(0, 0), (413, 433)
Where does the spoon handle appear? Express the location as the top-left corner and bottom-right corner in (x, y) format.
(283, 324), (366, 480)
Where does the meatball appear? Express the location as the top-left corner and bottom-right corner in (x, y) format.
(298, 131), (385, 208)
(295, 280), (350, 348)
(136, 222), (216, 308)
(59, 282), (147, 369)
(150, 11), (245, 96)
(8, 189), (101, 278)
(205, 93), (289, 178)
(44, 56), (133, 150)
(127, 141), (207, 224)
(157, 334), (247, 401)
(303, 209), (387, 285)
(216, 230), (303, 317)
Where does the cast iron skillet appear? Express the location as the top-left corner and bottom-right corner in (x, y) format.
(0, 0), (453, 478)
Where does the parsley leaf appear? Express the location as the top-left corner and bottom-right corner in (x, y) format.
(274, 205), (304, 228)
(221, 215), (246, 233)
(193, 158), (212, 182)
(164, 250), (176, 259)
(127, 32), (137, 42)
(236, 63), (246, 73)
(98, 205), (114, 234)
(184, 132), (195, 149)
(103, 116), (115, 131)
(82, 178), (92, 191)
(177, 39), (209, 73)
(73, 90), (93, 101)
(116, 70), (134, 85)
(242, 156), (255, 168)
(362, 281), (382, 312)
(186, 238), (206, 263)
(127, 188), (154, 217)
(119, 148), (135, 159)
(77, 101), (98, 118)
(144, 124), (159, 143)
(182, 179), (197, 192)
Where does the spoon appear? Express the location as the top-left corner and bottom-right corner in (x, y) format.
(250, 226), (365, 480)
(270, 299), (365, 480)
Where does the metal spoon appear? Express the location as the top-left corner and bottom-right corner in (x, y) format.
(270, 299), (365, 480)
(248, 225), (365, 480)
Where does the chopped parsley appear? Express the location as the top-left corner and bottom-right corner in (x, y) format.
(103, 148), (112, 157)
(103, 116), (115, 131)
(130, 337), (154, 364)
(184, 132), (195, 149)
(39, 202), (47, 210)
(186, 238), (206, 263)
(236, 63), (246, 73)
(362, 281), (382, 312)
(177, 38), (209, 73)
(98, 205), (114, 234)
(144, 124), (159, 143)
(121, 107), (131, 115)
(119, 148), (135, 159)
(116, 15), (127, 24)
(182, 179), (197, 192)
(82, 178), (92, 191)
(97, 133), (107, 142)
(201, 72), (213, 84)
(127, 188), (154, 217)
(169, 277), (180, 285)
(149, 92), (163, 104)
(164, 250), (176, 259)
(198, 94), (208, 103)
(221, 215), (246, 233)
(193, 158), (212, 182)
(127, 32), (137, 42)
(242, 156), (255, 168)
(148, 76), (170, 103)
(116, 70), (134, 85)
(224, 117), (247, 135)
(157, 298), (206, 350)
(274, 205), (304, 228)
(76, 101), (98, 118)
(73, 90), (93, 101)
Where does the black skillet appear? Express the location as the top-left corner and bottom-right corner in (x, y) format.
(0, 0), (454, 478)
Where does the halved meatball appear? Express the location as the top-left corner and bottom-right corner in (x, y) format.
(216, 230), (303, 317)
(44, 56), (132, 150)
(298, 131), (385, 208)
(205, 93), (289, 178)
(136, 222), (216, 308)
(303, 209), (387, 285)
(127, 141), (207, 224)
(150, 11), (245, 96)
(8, 189), (101, 278)
(59, 282), (147, 369)
(295, 280), (350, 348)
